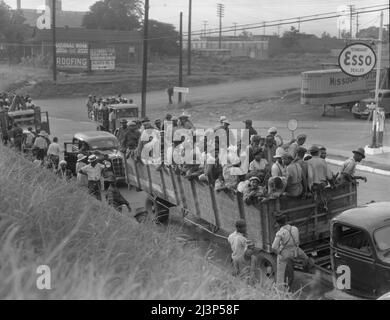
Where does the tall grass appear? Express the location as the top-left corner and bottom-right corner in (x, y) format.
(0, 64), (50, 92)
(0, 145), (289, 300)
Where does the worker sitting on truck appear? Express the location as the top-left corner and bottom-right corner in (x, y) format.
(294, 147), (309, 196)
(268, 176), (287, 199)
(271, 148), (287, 178)
(244, 119), (258, 140)
(307, 145), (333, 191)
(125, 121), (141, 158)
(268, 127), (284, 147)
(272, 213), (314, 290)
(249, 149), (269, 173)
(337, 148), (368, 184)
(287, 134), (307, 160)
(263, 135), (277, 164)
(248, 135), (262, 163)
(243, 177), (267, 205)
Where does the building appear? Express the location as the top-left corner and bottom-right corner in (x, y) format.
(25, 28), (142, 69)
(187, 36), (269, 60)
(17, 0), (86, 28)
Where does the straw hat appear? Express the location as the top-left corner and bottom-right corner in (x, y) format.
(273, 147), (286, 159)
(77, 154), (87, 162)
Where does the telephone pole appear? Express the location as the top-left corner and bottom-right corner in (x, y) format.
(141, 0), (149, 118)
(356, 12), (359, 38)
(233, 22), (237, 37)
(187, 0), (192, 76)
(203, 20), (208, 37)
(217, 3), (225, 49)
(297, 17), (301, 32)
(51, 0), (57, 82)
(263, 22), (266, 36)
(347, 5), (355, 38)
(179, 12), (183, 103)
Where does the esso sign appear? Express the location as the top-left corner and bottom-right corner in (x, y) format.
(339, 43), (377, 77)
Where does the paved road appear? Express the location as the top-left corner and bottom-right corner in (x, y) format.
(36, 75), (300, 122)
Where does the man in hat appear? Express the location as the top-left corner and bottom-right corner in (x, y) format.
(79, 155), (106, 201)
(76, 154), (88, 187)
(154, 119), (162, 131)
(268, 127), (284, 147)
(178, 112), (194, 130)
(248, 135), (262, 164)
(56, 160), (73, 181)
(288, 134), (307, 159)
(125, 121), (141, 156)
(106, 176), (132, 213)
(338, 148), (367, 183)
(294, 146), (309, 195)
(23, 127), (36, 151)
(307, 145), (333, 191)
(214, 118), (235, 151)
(272, 214), (314, 290)
(47, 137), (61, 170)
(33, 131), (49, 161)
(244, 120), (258, 140)
(249, 149), (268, 173)
(243, 176), (267, 205)
(116, 119), (129, 152)
(271, 147), (287, 178)
(282, 153), (303, 198)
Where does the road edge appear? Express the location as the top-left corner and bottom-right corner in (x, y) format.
(327, 158), (390, 177)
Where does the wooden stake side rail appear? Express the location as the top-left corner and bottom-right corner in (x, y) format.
(127, 159), (358, 253)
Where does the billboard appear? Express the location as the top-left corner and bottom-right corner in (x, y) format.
(56, 42), (89, 71)
(90, 47), (116, 71)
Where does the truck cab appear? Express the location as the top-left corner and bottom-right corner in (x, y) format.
(91, 104), (139, 132)
(64, 131), (126, 182)
(329, 202), (390, 299)
(352, 89), (390, 119)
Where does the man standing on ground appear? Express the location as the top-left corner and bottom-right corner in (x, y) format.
(167, 83), (174, 104)
(244, 120), (258, 140)
(106, 176), (132, 213)
(228, 220), (249, 277)
(33, 132), (48, 161)
(47, 137), (61, 170)
(11, 123), (24, 152)
(79, 155), (106, 201)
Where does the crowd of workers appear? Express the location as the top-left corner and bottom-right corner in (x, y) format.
(0, 92), (36, 111)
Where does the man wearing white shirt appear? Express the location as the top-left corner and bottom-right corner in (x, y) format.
(79, 155), (106, 201)
(47, 137), (61, 169)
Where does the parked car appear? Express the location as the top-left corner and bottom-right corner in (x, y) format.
(351, 89), (390, 119)
(64, 131), (126, 182)
(330, 202), (390, 299)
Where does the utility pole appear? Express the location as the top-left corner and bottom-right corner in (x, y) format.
(179, 12), (183, 104)
(203, 20), (208, 37)
(297, 17), (301, 32)
(233, 22), (237, 37)
(51, 0), (57, 82)
(277, 21), (281, 37)
(356, 12), (359, 38)
(371, 11), (384, 149)
(141, 0), (149, 118)
(217, 3), (225, 49)
(263, 22), (266, 36)
(347, 5), (354, 38)
(187, 0), (192, 76)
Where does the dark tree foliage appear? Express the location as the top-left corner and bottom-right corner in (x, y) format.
(0, 1), (28, 42)
(146, 20), (179, 56)
(82, 0), (143, 31)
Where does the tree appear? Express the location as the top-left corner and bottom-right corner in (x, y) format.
(0, 1), (28, 42)
(321, 31), (331, 39)
(357, 26), (389, 42)
(281, 26), (303, 51)
(146, 20), (179, 56)
(82, 0), (142, 31)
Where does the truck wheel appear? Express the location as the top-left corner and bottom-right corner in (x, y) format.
(144, 198), (169, 224)
(253, 252), (277, 285)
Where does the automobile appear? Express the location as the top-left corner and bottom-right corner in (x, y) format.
(351, 89), (390, 119)
(330, 202), (390, 299)
(89, 103), (139, 133)
(64, 131), (126, 182)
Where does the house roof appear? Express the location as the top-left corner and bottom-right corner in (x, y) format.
(27, 28), (141, 44)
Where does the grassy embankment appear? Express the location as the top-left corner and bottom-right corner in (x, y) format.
(0, 145), (290, 300)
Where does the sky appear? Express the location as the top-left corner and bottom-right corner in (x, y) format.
(5, 0), (390, 37)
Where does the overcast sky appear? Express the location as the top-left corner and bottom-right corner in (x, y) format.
(5, 0), (389, 37)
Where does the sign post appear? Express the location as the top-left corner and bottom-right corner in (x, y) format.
(287, 119), (298, 140)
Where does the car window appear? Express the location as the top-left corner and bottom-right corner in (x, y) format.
(90, 139), (118, 150)
(374, 226), (390, 251)
(116, 108), (138, 118)
(333, 224), (373, 256)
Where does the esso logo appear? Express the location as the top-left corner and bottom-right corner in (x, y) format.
(339, 43), (377, 77)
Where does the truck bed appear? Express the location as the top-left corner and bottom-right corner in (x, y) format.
(127, 158), (358, 256)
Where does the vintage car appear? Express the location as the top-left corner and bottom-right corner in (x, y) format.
(329, 202), (390, 299)
(64, 131), (126, 182)
(351, 89), (390, 119)
(90, 103), (139, 133)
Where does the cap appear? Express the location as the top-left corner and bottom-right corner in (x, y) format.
(222, 119), (230, 125)
(282, 153), (294, 160)
(220, 116), (227, 122)
(268, 127), (278, 134)
(179, 112), (191, 119)
(274, 147), (286, 159)
(120, 119), (128, 124)
(77, 154), (87, 162)
(128, 121), (137, 127)
(88, 155), (98, 163)
(244, 119), (253, 125)
(141, 117), (150, 123)
(249, 176), (261, 183)
(309, 145), (320, 154)
(59, 160), (67, 166)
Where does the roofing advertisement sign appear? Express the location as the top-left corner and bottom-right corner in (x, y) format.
(90, 47), (116, 71)
(56, 42), (89, 70)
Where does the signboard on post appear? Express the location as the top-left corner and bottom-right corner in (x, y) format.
(90, 48), (116, 71)
(56, 42), (89, 71)
(338, 43), (377, 78)
(174, 87), (190, 94)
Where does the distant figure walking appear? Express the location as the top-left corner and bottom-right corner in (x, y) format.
(167, 83), (174, 104)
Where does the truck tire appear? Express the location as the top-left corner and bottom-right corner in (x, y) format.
(144, 198), (169, 224)
(254, 252), (294, 288)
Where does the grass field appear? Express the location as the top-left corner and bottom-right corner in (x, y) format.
(0, 145), (292, 300)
